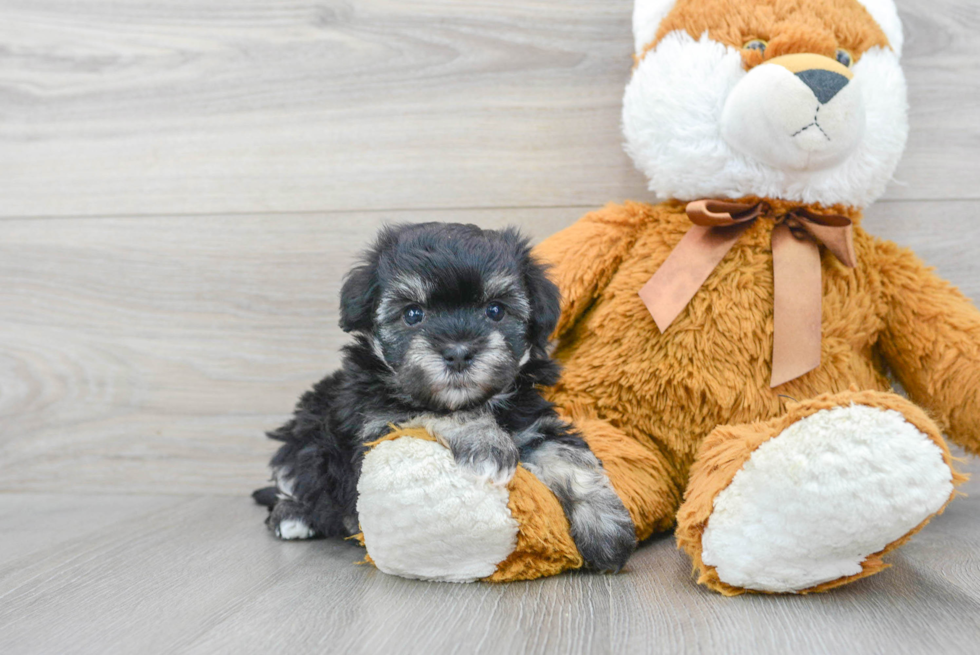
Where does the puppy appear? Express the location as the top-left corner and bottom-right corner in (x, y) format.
(253, 222), (637, 571)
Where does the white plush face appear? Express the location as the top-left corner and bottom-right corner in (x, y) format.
(720, 55), (865, 172)
(624, 0), (907, 208)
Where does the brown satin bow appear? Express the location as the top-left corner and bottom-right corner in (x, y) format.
(638, 199), (857, 387)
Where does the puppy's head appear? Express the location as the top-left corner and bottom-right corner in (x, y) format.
(340, 223), (559, 411)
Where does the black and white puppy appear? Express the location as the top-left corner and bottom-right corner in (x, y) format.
(253, 222), (636, 572)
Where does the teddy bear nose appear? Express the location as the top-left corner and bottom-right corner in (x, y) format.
(764, 53), (854, 106)
(442, 344), (475, 372)
(796, 69), (850, 104)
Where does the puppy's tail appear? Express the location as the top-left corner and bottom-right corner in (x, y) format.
(252, 486), (279, 508)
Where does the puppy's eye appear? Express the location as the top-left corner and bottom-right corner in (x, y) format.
(835, 48), (853, 68)
(403, 305), (425, 326)
(743, 39), (767, 54)
(485, 301), (505, 322)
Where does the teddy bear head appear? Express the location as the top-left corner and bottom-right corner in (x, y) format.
(623, 0), (907, 208)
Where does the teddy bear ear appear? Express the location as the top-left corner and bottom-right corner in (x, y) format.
(632, 0), (677, 55)
(855, 0), (904, 57)
(633, 0), (904, 60)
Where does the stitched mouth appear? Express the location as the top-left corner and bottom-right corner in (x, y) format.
(791, 105), (830, 141)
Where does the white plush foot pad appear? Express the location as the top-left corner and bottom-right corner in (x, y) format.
(701, 404), (954, 592)
(357, 438), (519, 582)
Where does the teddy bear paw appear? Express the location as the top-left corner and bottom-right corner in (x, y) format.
(700, 404), (955, 592)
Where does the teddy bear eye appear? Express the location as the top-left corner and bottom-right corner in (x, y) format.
(403, 305), (425, 326)
(743, 39), (767, 54)
(835, 48), (853, 68)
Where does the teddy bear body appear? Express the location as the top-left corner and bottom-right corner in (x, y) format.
(548, 202), (888, 471)
(539, 195), (980, 539)
(354, 0), (980, 594)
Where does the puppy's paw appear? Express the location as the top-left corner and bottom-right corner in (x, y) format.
(451, 440), (520, 487)
(570, 493), (637, 573)
(275, 518), (316, 540)
(415, 413), (520, 486)
(267, 500), (318, 541)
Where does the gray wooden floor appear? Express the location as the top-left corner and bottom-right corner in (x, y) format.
(1, 1), (979, 653)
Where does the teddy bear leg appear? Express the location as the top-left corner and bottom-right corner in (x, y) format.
(676, 390), (966, 595)
(560, 414), (685, 542)
(356, 418), (683, 582)
(489, 414), (685, 581)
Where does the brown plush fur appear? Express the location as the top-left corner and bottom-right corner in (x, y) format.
(639, 0), (891, 66)
(539, 200), (980, 465)
(485, 465), (584, 581)
(527, 199), (977, 589)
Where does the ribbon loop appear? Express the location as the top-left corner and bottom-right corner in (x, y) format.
(686, 199), (765, 227)
(638, 200), (858, 387)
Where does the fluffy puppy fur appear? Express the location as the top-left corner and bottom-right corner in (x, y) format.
(253, 223), (637, 572)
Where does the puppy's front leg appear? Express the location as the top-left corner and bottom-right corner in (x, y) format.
(518, 420), (637, 572)
(411, 414), (519, 486)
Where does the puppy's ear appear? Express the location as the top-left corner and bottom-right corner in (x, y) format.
(340, 224), (412, 332)
(525, 259), (561, 353)
(505, 228), (561, 354)
(339, 263), (378, 333)
(339, 224), (410, 332)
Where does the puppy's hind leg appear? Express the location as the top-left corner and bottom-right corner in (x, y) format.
(261, 461), (322, 540)
(252, 486), (279, 508)
(262, 459), (359, 540)
(519, 420), (637, 572)
(267, 498), (319, 540)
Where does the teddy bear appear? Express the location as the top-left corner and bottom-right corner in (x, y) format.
(353, 0), (980, 594)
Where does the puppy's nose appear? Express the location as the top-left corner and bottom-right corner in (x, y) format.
(442, 344), (475, 372)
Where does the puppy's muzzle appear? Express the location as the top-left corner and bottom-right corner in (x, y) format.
(442, 343), (476, 373)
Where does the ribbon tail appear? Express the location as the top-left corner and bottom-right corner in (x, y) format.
(771, 223), (823, 387)
(639, 223), (747, 332)
(800, 220), (857, 268)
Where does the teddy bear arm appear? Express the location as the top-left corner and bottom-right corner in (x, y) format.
(532, 204), (646, 339)
(878, 242), (980, 455)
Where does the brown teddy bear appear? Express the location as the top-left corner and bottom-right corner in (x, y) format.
(354, 0), (979, 594)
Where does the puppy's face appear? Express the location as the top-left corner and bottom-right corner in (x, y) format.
(376, 266), (531, 411)
(340, 223), (559, 411)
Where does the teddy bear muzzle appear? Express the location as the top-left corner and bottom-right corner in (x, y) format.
(721, 53), (866, 173)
